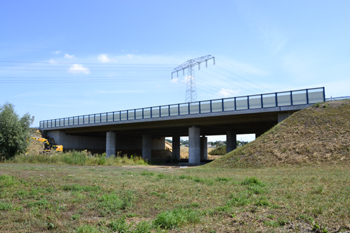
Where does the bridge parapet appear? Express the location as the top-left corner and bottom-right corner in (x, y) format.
(40, 87), (325, 130)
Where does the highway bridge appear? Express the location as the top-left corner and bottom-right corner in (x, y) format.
(40, 87), (325, 164)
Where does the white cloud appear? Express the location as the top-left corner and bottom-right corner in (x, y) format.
(68, 64), (90, 75)
(52, 50), (61, 54)
(171, 77), (179, 83)
(97, 54), (111, 63)
(48, 59), (58, 64)
(64, 53), (75, 59)
(127, 54), (134, 59)
(217, 88), (239, 97)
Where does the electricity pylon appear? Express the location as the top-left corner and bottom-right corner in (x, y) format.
(171, 55), (215, 102)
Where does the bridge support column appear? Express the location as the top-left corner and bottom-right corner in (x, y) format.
(226, 131), (237, 153)
(189, 126), (200, 164)
(172, 135), (180, 161)
(200, 136), (208, 161)
(106, 131), (116, 157)
(142, 134), (151, 161)
(278, 112), (293, 123)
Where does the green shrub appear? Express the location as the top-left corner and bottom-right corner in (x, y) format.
(134, 220), (152, 233)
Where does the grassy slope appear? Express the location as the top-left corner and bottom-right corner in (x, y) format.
(209, 100), (350, 168)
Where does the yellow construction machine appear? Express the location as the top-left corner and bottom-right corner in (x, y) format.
(31, 137), (63, 152)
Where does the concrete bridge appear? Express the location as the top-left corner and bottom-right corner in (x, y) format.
(40, 87), (325, 164)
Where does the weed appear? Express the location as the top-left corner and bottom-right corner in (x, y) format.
(76, 224), (100, 233)
(240, 177), (265, 186)
(215, 177), (229, 182)
(71, 214), (80, 220)
(153, 208), (200, 229)
(141, 171), (155, 176)
(0, 202), (12, 210)
(0, 174), (17, 187)
(108, 218), (130, 232)
(312, 186), (324, 194)
(134, 220), (152, 233)
(264, 220), (280, 227)
(62, 184), (100, 192)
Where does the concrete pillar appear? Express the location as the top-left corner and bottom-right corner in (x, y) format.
(106, 131), (116, 157)
(172, 135), (180, 161)
(278, 112), (292, 123)
(200, 136), (208, 161)
(189, 126), (200, 164)
(226, 130), (237, 153)
(142, 134), (152, 161)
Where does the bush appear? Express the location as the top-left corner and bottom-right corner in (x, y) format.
(0, 102), (32, 160)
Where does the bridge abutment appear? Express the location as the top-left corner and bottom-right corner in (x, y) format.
(226, 130), (237, 153)
(278, 112), (293, 123)
(189, 126), (201, 164)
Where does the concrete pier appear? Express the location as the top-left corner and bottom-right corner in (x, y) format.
(142, 134), (151, 161)
(106, 131), (116, 157)
(189, 126), (200, 164)
(200, 136), (208, 161)
(226, 130), (237, 153)
(172, 135), (180, 161)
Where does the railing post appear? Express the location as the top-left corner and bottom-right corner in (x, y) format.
(210, 100), (212, 113)
(306, 89), (309, 104)
(159, 106), (161, 117)
(261, 94), (263, 108)
(178, 104), (180, 115)
(247, 96), (250, 109)
(290, 91), (293, 105)
(119, 111), (121, 121)
(234, 97), (236, 110)
(221, 99), (224, 111)
(134, 109), (136, 120)
(94, 114), (95, 124)
(127, 110), (128, 120)
(323, 87), (326, 102)
(275, 93), (278, 107)
(150, 107), (152, 118)
(142, 108), (144, 119)
(188, 102), (190, 114)
(100, 113), (102, 122)
(199, 102), (201, 113)
(168, 105), (170, 116)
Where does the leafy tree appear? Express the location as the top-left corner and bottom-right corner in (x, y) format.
(0, 102), (32, 160)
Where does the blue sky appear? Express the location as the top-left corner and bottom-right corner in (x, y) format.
(1, 0), (349, 141)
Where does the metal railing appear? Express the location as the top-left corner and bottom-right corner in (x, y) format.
(40, 87), (325, 129)
(326, 96), (350, 101)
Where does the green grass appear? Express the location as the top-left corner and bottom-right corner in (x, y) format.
(0, 163), (349, 232)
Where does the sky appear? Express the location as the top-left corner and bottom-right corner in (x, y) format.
(1, 0), (349, 141)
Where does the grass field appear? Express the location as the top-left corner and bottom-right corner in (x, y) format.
(1, 163), (349, 232)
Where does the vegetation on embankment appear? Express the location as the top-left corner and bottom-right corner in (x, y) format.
(209, 100), (350, 168)
(6, 150), (147, 166)
(0, 163), (349, 232)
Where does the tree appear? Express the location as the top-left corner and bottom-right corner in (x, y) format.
(0, 102), (32, 160)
